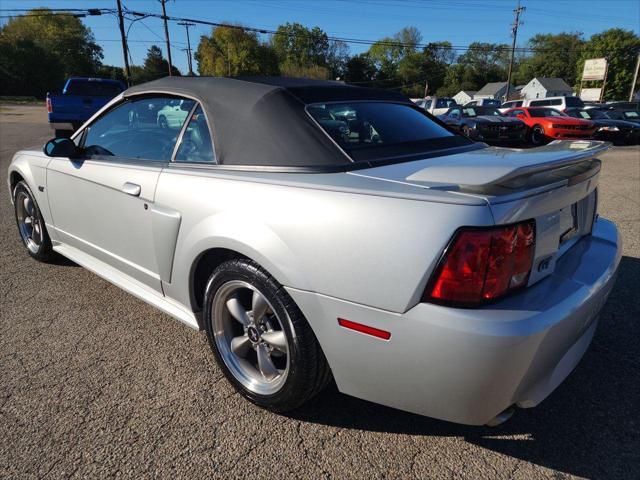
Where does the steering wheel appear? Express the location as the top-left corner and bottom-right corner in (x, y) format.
(85, 144), (115, 156)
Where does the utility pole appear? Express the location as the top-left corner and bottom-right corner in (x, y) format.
(178, 21), (195, 76)
(505, 1), (525, 102)
(630, 52), (640, 102)
(116, 0), (132, 85)
(159, 0), (173, 76)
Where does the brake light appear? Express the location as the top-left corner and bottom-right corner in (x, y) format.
(425, 220), (535, 306)
(46, 98), (52, 113)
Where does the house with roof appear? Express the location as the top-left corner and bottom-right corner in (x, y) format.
(474, 82), (511, 100)
(520, 77), (573, 100)
(452, 90), (476, 105)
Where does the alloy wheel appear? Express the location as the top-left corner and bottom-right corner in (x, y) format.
(15, 190), (43, 254)
(212, 280), (290, 395)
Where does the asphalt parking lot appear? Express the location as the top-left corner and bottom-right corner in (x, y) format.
(1, 104), (638, 479)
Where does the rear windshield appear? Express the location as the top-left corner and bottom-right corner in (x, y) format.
(65, 80), (124, 97)
(565, 96), (584, 107)
(462, 107), (500, 117)
(307, 102), (470, 162)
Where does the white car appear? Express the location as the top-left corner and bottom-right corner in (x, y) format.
(156, 99), (191, 129)
(416, 97), (459, 116)
(7, 76), (621, 426)
(524, 96), (584, 111)
(498, 99), (524, 113)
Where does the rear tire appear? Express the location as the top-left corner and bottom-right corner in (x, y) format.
(13, 181), (55, 262)
(203, 258), (331, 412)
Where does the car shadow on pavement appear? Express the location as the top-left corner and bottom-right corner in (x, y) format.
(286, 255), (640, 479)
(47, 254), (80, 267)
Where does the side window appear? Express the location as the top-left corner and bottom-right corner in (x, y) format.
(550, 99), (562, 106)
(83, 96), (195, 161)
(174, 105), (216, 164)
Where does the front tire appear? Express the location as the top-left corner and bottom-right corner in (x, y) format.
(530, 125), (547, 146)
(13, 181), (54, 262)
(203, 259), (331, 412)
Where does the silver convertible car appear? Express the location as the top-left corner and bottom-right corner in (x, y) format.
(8, 77), (621, 426)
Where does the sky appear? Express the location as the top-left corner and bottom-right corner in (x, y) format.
(1, 0), (639, 75)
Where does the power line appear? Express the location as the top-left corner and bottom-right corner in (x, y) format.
(2, 8), (638, 58)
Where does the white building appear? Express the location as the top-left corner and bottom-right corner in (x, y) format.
(452, 90), (476, 105)
(520, 77), (573, 100)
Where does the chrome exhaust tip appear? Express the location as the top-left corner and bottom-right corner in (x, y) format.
(485, 406), (515, 427)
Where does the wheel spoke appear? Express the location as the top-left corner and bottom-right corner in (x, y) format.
(256, 344), (278, 380)
(261, 331), (287, 352)
(23, 197), (33, 215)
(230, 334), (251, 358)
(226, 297), (249, 326)
(251, 290), (268, 322)
(23, 217), (32, 226)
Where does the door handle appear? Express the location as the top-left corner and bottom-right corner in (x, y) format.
(122, 182), (141, 196)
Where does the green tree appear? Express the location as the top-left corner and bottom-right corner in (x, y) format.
(514, 32), (584, 86)
(195, 25), (278, 77)
(344, 53), (377, 84)
(0, 8), (103, 97)
(576, 28), (640, 100)
(270, 22), (340, 78)
(368, 26), (423, 81)
(271, 23), (328, 68)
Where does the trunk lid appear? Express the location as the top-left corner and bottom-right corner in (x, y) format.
(349, 140), (609, 286)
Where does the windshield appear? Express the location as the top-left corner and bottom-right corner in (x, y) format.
(436, 98), (457, 108)
(572, 110), (594, 119)
(624, 111), (639, 118)
(462, 107), (500, 117)
(307, 102), (469, 162)
(482, 99), (502, 107)
(65, 80), (123, 97)
(529, 108), (565, 118)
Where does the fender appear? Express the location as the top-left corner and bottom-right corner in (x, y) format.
(8, 152), (56, 239)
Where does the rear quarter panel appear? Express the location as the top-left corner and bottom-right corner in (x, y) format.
(156, 167), (494, 313)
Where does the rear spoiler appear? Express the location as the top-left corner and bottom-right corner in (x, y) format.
(405, 140), (610, 188)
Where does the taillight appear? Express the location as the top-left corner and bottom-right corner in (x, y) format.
(46, 98), (52, 113)
(425, 220), (535, 307)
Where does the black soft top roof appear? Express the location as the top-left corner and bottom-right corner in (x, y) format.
(124, 76), (412, 168)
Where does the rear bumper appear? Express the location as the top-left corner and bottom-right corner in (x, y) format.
(288, 218), (621, 425)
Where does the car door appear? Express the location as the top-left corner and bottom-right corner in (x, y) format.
(46, 95), (195, 292)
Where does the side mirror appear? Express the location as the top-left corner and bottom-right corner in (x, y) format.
(43, 138), (81, 158)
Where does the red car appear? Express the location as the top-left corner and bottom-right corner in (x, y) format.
(503, 107), (596, 145)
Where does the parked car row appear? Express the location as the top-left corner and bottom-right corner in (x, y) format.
(437, 105), (639, 146)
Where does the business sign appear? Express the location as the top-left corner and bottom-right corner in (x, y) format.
(580, 88), (602, 101)
(582, 58), (608, 81)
